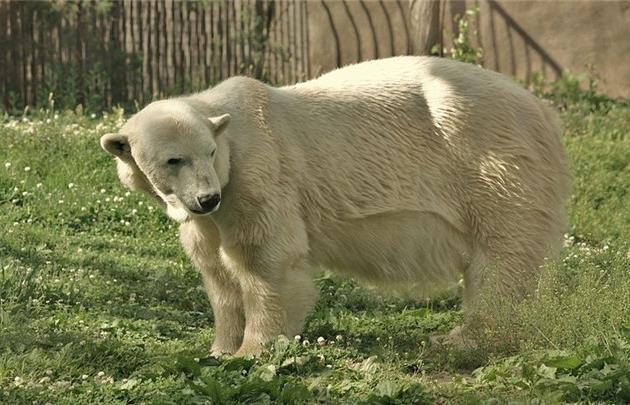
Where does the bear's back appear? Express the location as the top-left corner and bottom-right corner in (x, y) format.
(299, 57), (562, 178)
(292, 56), (521, 96)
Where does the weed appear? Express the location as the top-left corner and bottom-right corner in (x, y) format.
(434, 8), (484, 65)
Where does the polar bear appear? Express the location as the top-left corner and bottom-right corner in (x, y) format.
(100, 56), (569, 357)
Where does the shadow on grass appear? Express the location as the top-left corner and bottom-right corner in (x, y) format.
(1, 322), (156, 379)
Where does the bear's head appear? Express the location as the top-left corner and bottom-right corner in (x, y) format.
(100, 99), (231, 223)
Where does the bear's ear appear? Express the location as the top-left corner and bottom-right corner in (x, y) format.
(208, 113), (231, 136)
(100, 133), (133, 161)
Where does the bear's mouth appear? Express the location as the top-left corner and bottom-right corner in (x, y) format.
(189, 204), (220, 215)
(189, 208), (211, 215)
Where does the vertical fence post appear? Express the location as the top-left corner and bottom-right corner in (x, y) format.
(409, 0), (441, 55)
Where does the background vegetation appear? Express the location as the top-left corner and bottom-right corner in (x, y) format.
(0, 0), (288, 113)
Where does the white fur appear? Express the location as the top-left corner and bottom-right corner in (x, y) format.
(101, 56), (570, 356)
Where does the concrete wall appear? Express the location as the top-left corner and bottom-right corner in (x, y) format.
(306, 0), (630, 98)
(472, 0), (630, 98)
(306, 0), (411, 77)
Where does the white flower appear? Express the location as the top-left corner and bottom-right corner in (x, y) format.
(36, 183), (42, 188)
(4, 162), (10, 168)
(90, 113), (96, 119)
(294, 335), (302, 342)
(68, 183), (75, 189)
(317, 337), (326, 346)
(24, 166), (31, 172)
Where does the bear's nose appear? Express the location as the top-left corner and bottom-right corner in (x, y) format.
(196, 193), (221, 213)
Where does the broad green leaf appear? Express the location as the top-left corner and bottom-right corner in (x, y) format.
(191, 376), (224, 403)
(376, 380), (402, 398)
(273, 335), (290, 356)
(545, 355), (583, 370)
(222, 357), (256, 372)
(198, 356), (221, 367)
(589, 378), (614, 393)
(618, 375), (630, 401)
(279, 382), (310, 403)
(256, 364), (277, 382)
(537, 364), (557, 379)
(118, 378), (138, 390)
(360, 356), (379, 373)
(176, 353), (201, 377)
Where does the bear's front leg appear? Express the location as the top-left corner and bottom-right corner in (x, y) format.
(179, 219), (245, 356)
(221, 231), (312, 357)
(234, 266), (290, 357)
(233, 260), (315, 356)
(201, 265), (246, 356)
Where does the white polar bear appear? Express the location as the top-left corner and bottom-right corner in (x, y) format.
(100, 56), (569, 357)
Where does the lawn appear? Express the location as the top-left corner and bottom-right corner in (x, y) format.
(0, 97), (628, 404)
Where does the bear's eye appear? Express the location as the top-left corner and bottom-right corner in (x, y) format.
(210, 150), (216, 157)
(167, 158), (183, 166)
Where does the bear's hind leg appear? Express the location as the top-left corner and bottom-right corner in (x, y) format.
(282, 265), (317, 338)
(461, 249), (489, 317)
(435, 249), (488, 348)
(456, 243), (545, 345)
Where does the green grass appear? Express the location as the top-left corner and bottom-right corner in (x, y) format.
(0, 100), (628, 404)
